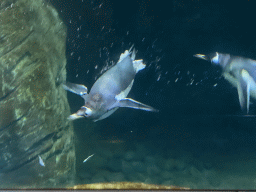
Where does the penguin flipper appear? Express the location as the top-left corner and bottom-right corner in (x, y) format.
(63, 82), (88, 96)
(237, 69), (254, 114)
(116, 98), (159, 112)
(223, 73), (238, 87)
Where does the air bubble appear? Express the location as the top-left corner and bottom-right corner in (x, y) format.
(157, 74), (161, 81)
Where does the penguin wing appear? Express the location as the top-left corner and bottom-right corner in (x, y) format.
(113, 98), (159, 112)
(236, 69), (256, 113)
(63, 82), (88, 96)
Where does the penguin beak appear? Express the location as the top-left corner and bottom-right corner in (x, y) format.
(67, 107), (89, 120)
(68, 113), (84, 120)
(193, 53), (209, 61)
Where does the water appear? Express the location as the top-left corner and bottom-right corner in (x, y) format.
(53, 0), (256, 189)
(1, 0), (256, 189)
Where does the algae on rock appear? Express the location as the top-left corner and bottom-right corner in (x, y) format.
(0, 0), (75, 188)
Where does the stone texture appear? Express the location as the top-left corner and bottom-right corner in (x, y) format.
(0, 0), (75, 188)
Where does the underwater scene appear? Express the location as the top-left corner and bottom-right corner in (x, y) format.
(0, 0), (256, 190)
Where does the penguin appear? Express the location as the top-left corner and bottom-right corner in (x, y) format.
(194, 52), (256, 113)
(63, 47), (159, 122)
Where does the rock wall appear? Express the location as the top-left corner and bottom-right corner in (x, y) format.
(0, 0), (75, 188)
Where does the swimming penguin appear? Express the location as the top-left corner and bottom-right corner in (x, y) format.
(194, 52), (256, 113)
(63, 47), (159, 122)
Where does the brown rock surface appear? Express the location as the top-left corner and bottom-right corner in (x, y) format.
(0, 0), (75, 188)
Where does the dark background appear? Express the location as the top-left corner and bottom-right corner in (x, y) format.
(49, 0), (256, 156)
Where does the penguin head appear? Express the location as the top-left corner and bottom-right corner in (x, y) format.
(80, 106), (94, 117)
(194, 52), (230, 68)
(210, 52), (220, 64)
(68, 106), (94, 120)
(194, 52), (219, 64)
(210, 52), (231, 69)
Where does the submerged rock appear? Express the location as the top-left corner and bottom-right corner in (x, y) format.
(0, 0), (75, 188)
(124, 150), (136, 161)
(131, 161), (146, 173)
(106, 172), (126, 182)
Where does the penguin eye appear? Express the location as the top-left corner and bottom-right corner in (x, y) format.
(81, 106), (88, 117)
(81, 106), (92, 117)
